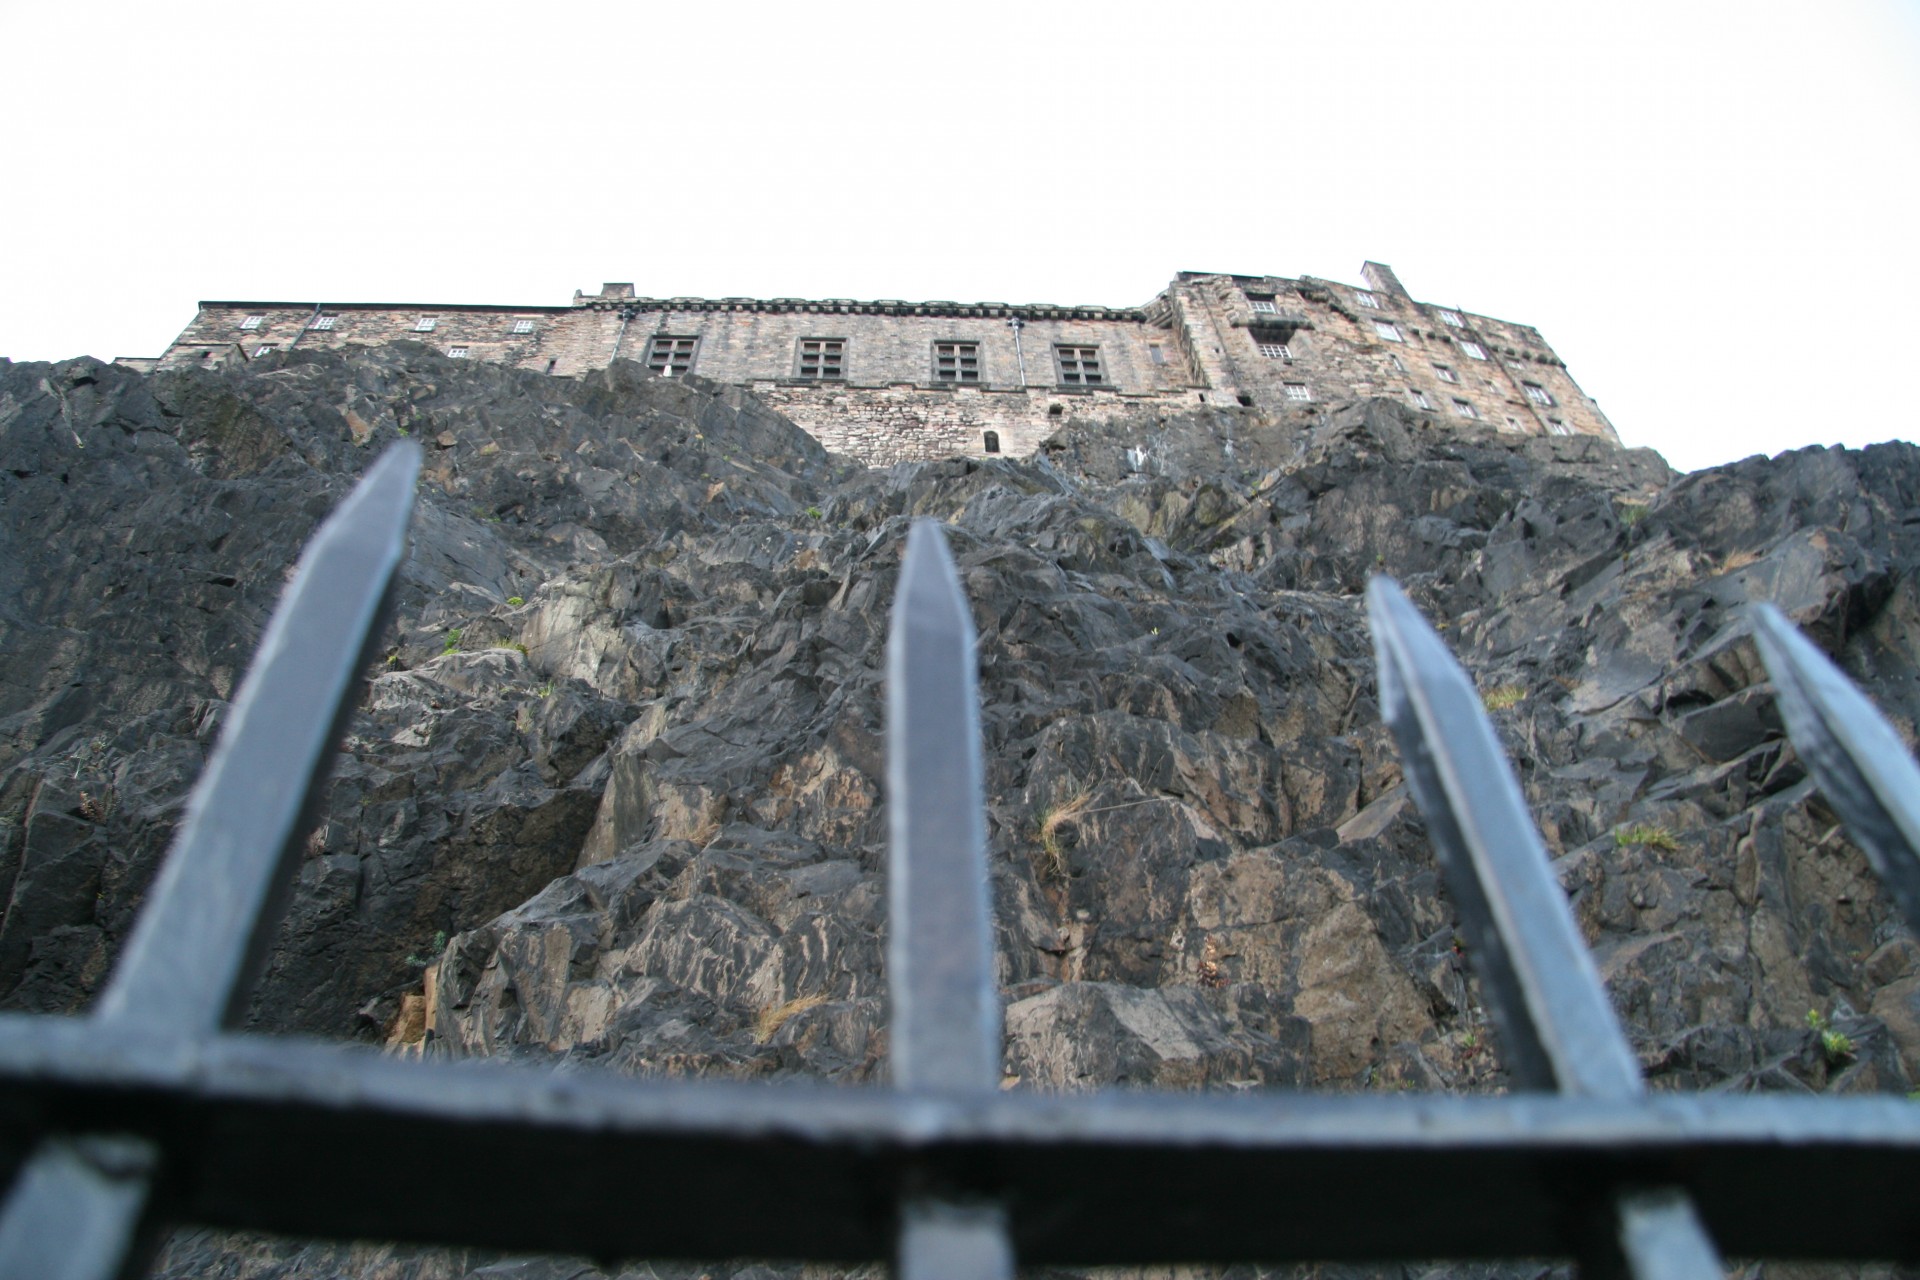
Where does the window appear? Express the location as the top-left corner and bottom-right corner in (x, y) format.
(1374, 321), (1403, 343)
(1451, 399), (1477, 418)
(414, 317), (438, 332)
(796, 338), (844, 379)
(1148, 344), (1166, 365)
(647, 335), (698, 376)
(512, 319), (536, 335)
(1410, 389), (1433, 410)
(1355, 291), (1382, 309)
(1523, 382), (1554, 406)
(1439, 310), (1465, 328)
(1505, 416), (1524, 432)
(1460, 341), (1488, 361)
(1054, 346), (1104, 386)
(933, 341), (981, 383)
(310, 315), (336, 330)
(1257, 342), (1291, 360)
(239, 315), (264, 330)
(252, 345), (275, 357)
(1284, 382), (1312, 402)
(448, 346), (470, 359)
(1247, 292), (1278, 313)
(1433, 364), (1458, 383)
(1389, 355), (1407, 373)
(982, 431), (1001, 454)
(1548, 419), (1573, 435)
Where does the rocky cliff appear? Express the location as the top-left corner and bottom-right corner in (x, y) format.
(3, 345), (1918, 1279)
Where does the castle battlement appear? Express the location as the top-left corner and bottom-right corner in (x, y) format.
(143, 262), (1615, 466)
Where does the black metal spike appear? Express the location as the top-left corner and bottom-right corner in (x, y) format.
(93, 442), (422, 1036)
(0, 445), (421, 1280)
(1752, 603), (1920, 933)
(885, 519), (1009, 1280)
(1365, 576), (1724, 1280)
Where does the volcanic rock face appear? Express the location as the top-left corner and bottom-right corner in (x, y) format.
(3, 346), (1918, 1278)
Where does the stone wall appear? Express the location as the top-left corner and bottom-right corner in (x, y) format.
(145, 262), (1620, 466)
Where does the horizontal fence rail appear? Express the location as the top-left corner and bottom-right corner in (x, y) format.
(0, 459), (1917, 1277)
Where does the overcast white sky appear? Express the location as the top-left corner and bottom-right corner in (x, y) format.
(3, 0), (1916, 473)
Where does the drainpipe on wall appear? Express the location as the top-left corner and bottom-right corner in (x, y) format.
(611, 306), (635, 363)
(283, 303), (324, 353)
(1006, 316), (1027, 389)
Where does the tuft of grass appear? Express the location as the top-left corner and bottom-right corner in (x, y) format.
(506, 596), (524, 607)
(1614, 822), (1680, 852)
(1617, 502), (1649, 527)
(1807, 1009), (1856, 1064)
(441, 628), (463, 656)
(754, 993), (827, 1044)
(405, 929), (448, 968)
(806, 506), (824, 520)
(1038, 793), (1093, 876)
(505, 640), (529, 656)
(1481, 684), (1526, 712)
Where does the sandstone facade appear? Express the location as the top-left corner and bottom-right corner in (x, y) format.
(139, 262), (1617, 465)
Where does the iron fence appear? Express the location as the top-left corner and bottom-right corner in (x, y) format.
(1, 443), (1917, 1279)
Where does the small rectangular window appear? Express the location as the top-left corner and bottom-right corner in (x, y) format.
(1433, 364), (1458, 383)
(1284, 382), (1312, 401)
(1374, 321), (1403, 343)
(1389, 355), (1407, 373)
(252, 345), (275, 357)
(414, 317), (438, 332)
(1054, 345), (1104, 386)
(512, 319), (536, 335)
(1451, 399), (1477, 418)
(310, 315), (336, 330)
(1247, 293), (1278, 313)
(1523, 383), (1554, 406)
(1439, 310), (1465, 327)
(933, 341), (982, 383)
(1257, 342), (1291, 360)
(1355, 291), (1382, 309)
(1148, 344), (1167, 365)
(1410, 389), (1433, 410)
(239, 315), (264, 330)
(797, 338), (844, 379)
(1548, 419), (1573, 435)
(647, 335), (698, 376)
(1460, 341), (1488, 360)
(448, 346), (470, 359)
(1505, 416), (1524, 432)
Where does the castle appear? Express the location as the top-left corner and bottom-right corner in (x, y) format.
(139, 261), (1617, 466)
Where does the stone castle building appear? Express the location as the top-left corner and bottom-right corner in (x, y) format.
(140, 261), (1616, 465)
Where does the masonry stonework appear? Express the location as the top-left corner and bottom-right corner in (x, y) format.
(144, 263), (1618, 466)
